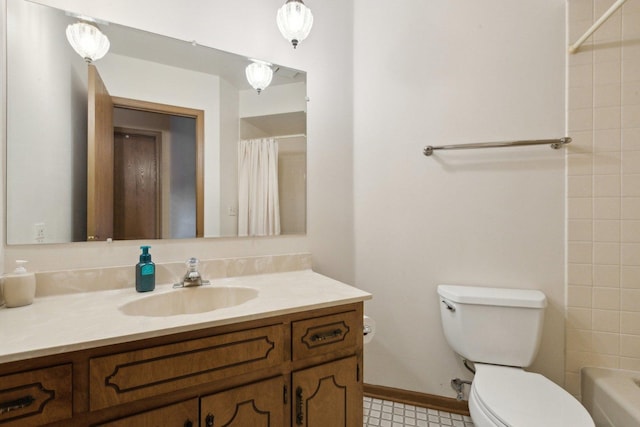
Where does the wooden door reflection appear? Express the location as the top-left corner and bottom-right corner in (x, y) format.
(113, 130), (160, 240)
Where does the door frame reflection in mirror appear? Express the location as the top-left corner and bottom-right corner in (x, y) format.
(111, 97), (205, 240)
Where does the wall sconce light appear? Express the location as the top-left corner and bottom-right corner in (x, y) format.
(276, 0), (313, 49)
(245, 61), (274, 94)
(66, 21), (110, 63)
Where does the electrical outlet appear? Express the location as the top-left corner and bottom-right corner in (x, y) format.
(228, 206), (238, 216)
(34, 222), (45, 243)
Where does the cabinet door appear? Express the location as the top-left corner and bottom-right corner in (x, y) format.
(200, 376), (286, 427)
(292, 356), (361, 427)
(96, 398), (198, 427)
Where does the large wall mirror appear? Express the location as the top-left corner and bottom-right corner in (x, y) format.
(6, 0), (307, 245)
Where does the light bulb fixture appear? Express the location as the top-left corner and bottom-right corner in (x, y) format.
(65, 21), (110, 63)
(245, 61), (274, 94)
(276, 0), (313, 49)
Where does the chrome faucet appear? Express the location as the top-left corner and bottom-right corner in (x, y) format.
(174, 258), (209, 288)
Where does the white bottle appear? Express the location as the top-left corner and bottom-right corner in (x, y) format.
(2, 260), (36, 308)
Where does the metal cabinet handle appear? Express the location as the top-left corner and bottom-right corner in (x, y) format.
(295, 387), (304, 425)
(184, 420), (193, 427)
(205, 413), (214, 427)
(310, 328), (343, 342)
(0, 395), (35, 415)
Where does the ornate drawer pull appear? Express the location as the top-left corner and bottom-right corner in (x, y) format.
(0, 395), (35, 415)
(310, 328), (343, 342)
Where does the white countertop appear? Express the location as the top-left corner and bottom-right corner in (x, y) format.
(0, 270), (371, 364)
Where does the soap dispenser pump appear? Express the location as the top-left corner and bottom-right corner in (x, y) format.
(135, 246), (155, 292)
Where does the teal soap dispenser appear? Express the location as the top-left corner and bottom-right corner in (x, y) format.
(135, 246), (155, 292)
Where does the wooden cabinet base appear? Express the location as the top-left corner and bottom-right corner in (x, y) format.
(0, 302), (364, 427)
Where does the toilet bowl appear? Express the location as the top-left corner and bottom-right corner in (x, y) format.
(468, 364), (594, 427)
(437, 284), (594, 427)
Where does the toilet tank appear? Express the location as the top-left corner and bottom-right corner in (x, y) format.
(437, 284), (547, 368)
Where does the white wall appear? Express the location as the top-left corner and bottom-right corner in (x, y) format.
(219, 78), (240, 237)
(6, 0), (87, 244)
(239, 82), (307, 117)
(353, 0), (567, 398)
(3, 0), (355, 284)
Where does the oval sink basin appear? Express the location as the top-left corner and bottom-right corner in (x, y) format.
(119, 286), (258, 317)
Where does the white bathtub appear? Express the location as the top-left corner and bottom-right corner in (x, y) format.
(581, 367), (640, 427)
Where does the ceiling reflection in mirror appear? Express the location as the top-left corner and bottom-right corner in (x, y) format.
(6, 0), (307, 245)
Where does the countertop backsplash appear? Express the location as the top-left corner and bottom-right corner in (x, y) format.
(33, 253), (312, 297)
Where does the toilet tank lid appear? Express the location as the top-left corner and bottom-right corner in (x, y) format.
(437, 285), (547, 308)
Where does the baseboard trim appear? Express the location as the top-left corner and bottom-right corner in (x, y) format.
(364, 383), (470, 416)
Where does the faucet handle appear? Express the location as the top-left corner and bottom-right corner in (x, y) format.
(186, 257), (199, 271)
(181, 257), (202, 287)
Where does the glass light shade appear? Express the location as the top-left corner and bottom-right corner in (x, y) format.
(276, 0), (313, 49)
(65, 22), (110, 63)
(245, 62), (273, 94)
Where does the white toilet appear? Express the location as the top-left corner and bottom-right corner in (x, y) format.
(437, 284), (594, 427)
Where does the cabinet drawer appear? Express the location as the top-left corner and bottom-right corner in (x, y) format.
(0, 364), (72, 426)
(96, 398), (198, 427)
(90, 324), (285, 410)
(292, 310), (360, 360)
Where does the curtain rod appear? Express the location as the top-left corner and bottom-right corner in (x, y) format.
(423, 137), (571, 157)
(241, 134), (306, 141)
(273, 134), (307, 139)
(569, 0), (627, 54)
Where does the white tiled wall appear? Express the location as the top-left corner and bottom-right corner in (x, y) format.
(567, 0), (640, 397)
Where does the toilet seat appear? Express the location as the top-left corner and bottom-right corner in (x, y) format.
(470, 364), (594, 427)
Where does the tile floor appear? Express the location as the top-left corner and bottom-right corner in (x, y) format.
(363, 396), (475, 427)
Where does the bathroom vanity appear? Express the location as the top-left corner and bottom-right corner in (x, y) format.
(0, 270), (371, 426)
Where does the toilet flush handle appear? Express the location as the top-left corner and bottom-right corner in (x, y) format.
(441, 299), (456, 312)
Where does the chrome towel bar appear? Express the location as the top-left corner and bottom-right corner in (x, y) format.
(423, 137), (571, 157)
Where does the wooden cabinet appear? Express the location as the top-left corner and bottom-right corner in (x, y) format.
(0, 364), (72, 426)
(0, 302), (363, 427)
(200, 377), (287, 427)
(292, 357), (361, 427)
(89, 324), (285, 410)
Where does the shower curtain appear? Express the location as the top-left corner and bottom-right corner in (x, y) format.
(237, 138), (281, 236)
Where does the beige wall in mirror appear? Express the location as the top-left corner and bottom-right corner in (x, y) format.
(6, 0), (307, 245)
